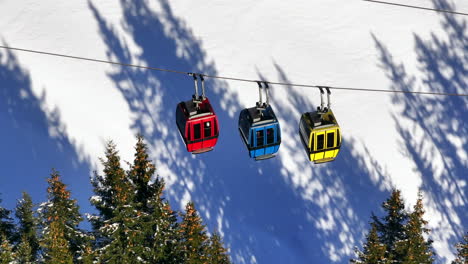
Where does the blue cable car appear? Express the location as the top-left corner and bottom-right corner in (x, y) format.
(238, 82), (281, 160)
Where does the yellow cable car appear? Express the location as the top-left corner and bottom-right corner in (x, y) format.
(299, 87), (341, 164)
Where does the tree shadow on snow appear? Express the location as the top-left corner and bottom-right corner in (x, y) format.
(373, 0), (467, 261)
(0, 45), (93, 227)
(266, 64), (394, 262)
(89, 0), (394, 262)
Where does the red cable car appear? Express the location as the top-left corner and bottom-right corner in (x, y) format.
(176, 74), (219, 154)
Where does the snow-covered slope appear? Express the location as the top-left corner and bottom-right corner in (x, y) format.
(0, 0), (466, 262)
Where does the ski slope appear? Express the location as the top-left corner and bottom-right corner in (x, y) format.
(0, 0), (466, 262)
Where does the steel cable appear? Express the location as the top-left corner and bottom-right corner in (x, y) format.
(362, 0), (468, 16)
(1, 45), (467, 97)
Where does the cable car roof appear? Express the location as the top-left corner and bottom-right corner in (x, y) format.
(247, 106), (278, 126)
(182, 99), (215, 120)
(303, 110), (338, 129)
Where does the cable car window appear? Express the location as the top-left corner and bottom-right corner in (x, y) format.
(176, 107), (186, 133)
(204, 121), (212, 137)
(317, 134), (324, 150)
(306, 123), (311, 136)
(266, 128), (274, 144)
(194, 123), (201, 140)
(337, 130), (341, 146)
(214, 120), (218, 136)
(241, 122), (247, 138)
(327, 132), (335, 148)
(240, 112), (249, 139)
(299, 119), (306, 138)
(299, 119), (304, 134)
(256, 130), (264, 147)
(303, 118), (312, 136)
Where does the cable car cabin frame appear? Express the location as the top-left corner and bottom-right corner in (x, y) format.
(176, 74), (219, 154)
(238, 82), (281, 161)
(299, 87), (341, 163)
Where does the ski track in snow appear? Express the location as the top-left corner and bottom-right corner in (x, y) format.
(0, 0), (466, 263)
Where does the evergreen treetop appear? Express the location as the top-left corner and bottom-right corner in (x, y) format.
(91, 141), (145, 263)
(354, 190), (435, 264)
(91, 141), (132, 224)
(40, 169), (87, 264)
(15, 191), (39, 262)
(128, 134), (164, 211)
(127, 135), (182, 263)
(207, 232), (231, 264)
(395, 192), (434, 263)
(351, 223), (389, 264)
(180, 202), (210, 264)
(372, 189), (408, 257)
(42, 170), (83, 228)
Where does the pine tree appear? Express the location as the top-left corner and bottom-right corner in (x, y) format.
(90, 141), (130, 228)
(128, 135), (158, 211)
(15, 192), (39, 263)
(180, 202), (209, 264)
(39, 169), (87, 264)
(351, 223), (389, 264)
(0, 234), (14, 264)
(395, 192), (434, 263)
(0, 198), (14, 241)
(90, 138), (232, 263)
(91, 141), (145, 263)
(452, 233), (468, 264)
(372, 189), (408, 259)
(127, 135), (182, 263)
(148, 199), (182, 264)
(207, 232), (231, 264)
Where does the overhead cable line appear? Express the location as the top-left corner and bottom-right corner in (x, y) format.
(0, 45), (467, 97)
(362, 0), (468, 16)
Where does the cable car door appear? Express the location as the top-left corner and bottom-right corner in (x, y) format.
(325, 130), (336, 158)
(314, 131), (325, 160)
(191, 122), (203, 150)
(202, 119), (213, 148)
(253, 128), (265, 157)
(264, 126), (276, 155)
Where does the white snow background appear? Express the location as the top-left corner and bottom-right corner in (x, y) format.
(0, 0), (466, 262)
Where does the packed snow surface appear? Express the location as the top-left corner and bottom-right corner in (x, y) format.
(0, 0), (466, 263)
